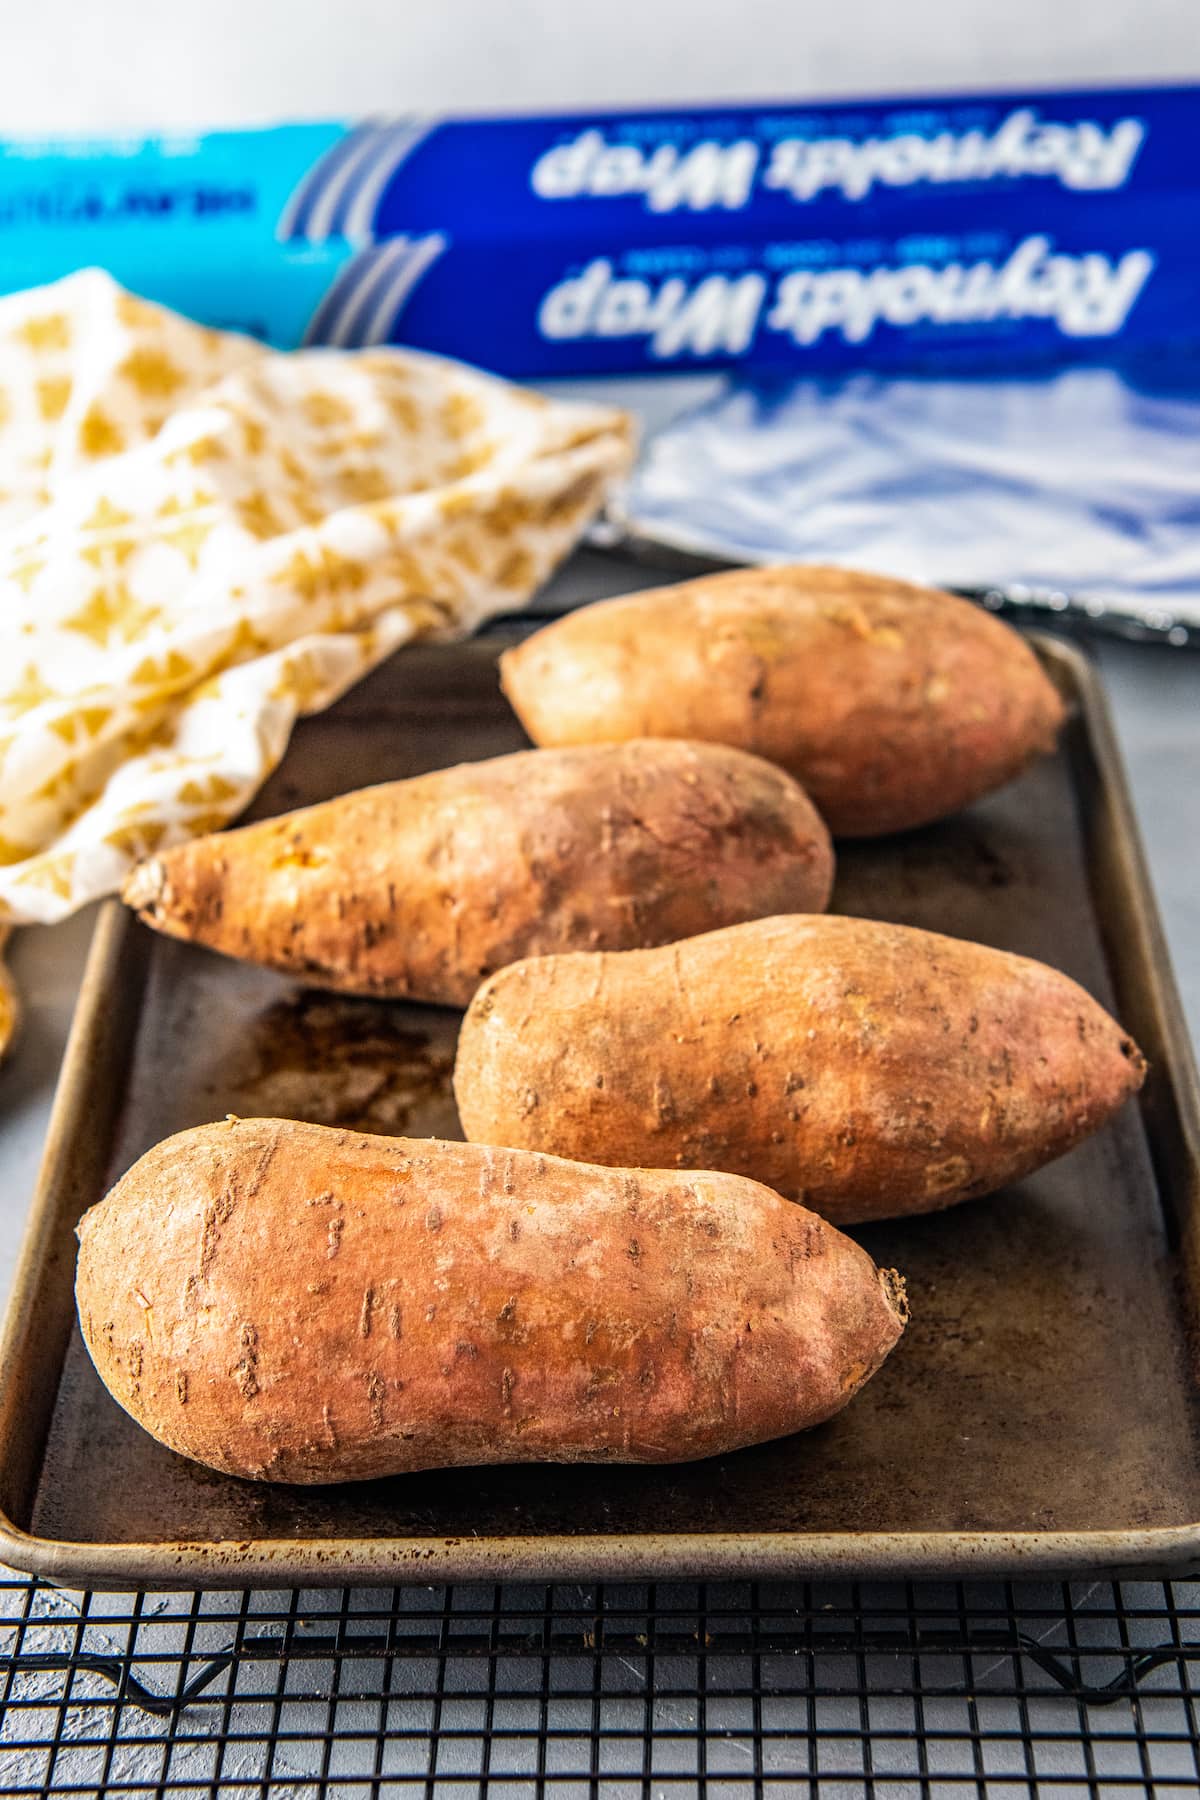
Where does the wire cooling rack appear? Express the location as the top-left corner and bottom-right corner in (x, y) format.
(2, 1574), (1200, 1794)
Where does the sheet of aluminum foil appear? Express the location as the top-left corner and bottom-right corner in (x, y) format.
(601, 363), (1200, 646)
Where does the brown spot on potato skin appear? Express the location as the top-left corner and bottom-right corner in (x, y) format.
(499, 565), (1065, 837)
(233, 1323), (259, 1399)
(455, 914), (1145, 1225)
(74, 1119), (904, 1483)
(120, 740), (833, 1004)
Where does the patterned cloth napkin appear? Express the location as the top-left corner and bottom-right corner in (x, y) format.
(0, 270), (632, 1057)
(0, 271), (633, 930)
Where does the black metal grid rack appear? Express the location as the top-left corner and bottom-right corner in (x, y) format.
(3, 1574), (1200, 1794)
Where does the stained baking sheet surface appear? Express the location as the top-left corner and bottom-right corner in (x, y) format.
(2, 635), (1198, 1584)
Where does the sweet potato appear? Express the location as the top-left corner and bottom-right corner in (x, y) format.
(74, 1118), (907, 1482)
(454, 915), (1146, 1224)
(121, 741), (833, 1006)
(0, 928), (18, 1066)
(499, 565), (1066, 836)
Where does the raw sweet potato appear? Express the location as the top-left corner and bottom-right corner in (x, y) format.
(0, 927), (18, 1066)
(121, 741), (833, 1006)
(499, 565), (1066, 836)
(74, 1118), (907, 1482)
(454, 915), (1146, 1224)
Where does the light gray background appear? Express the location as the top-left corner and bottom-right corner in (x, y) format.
(2, 0), (1198, 135)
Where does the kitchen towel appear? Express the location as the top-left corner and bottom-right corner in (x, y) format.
(0, 269), (633, 931)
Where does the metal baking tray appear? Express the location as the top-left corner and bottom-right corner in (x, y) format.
(1, 630), (1197, 1589)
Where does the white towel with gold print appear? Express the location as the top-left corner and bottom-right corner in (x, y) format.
(0, 269), (634, 925)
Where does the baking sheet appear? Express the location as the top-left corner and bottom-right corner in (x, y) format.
(1, 631), (1198, 1587)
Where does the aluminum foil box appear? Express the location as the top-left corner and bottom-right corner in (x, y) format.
(1, 85), (1196, 375)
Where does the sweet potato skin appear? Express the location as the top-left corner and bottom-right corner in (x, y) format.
(74, 1119), (906, 1483)
(121, 741), (833, 1005)
(499, 566), (1066, 836)
(0, 927), (18, 1066)
(454, 915), (1146, 1224)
